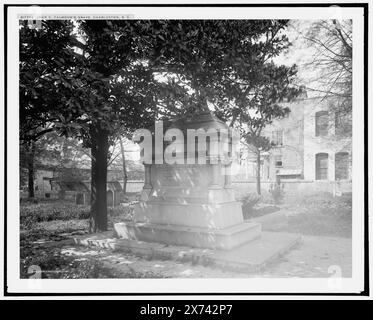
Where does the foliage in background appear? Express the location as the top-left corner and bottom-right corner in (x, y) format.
(212, 22), (304, 195)
(240, 193), (261, 219)
(20, 19), (304, 231)
(295, 20), (352, 114)
(269, 182), (285, 204)
(20, 201), (134, 230)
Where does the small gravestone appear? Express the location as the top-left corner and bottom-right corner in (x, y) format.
(76, 192), (85, 205)
(114, 112), (261, 249)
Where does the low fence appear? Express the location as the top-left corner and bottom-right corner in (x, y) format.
(125, 179), (352, 200)
(232, 179), (352, 202)
(20, 179), (352, 203)
(20, 182), (145, 201)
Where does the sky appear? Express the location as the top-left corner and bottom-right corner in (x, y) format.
(274, 20), (323, 98)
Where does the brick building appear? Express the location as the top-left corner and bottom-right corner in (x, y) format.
(239, 96), (352, 195)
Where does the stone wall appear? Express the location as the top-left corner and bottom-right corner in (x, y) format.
(21, 179), (352, 203)
(302, 97), (352, 181)
(232, 179), (352, 203)
(262, 99), (305, 181)
(126, 179), (351, 203)
(122, 180), (144, 193)
(243, 97), (352, 183)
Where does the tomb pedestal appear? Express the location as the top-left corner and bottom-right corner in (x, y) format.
(114, 112), (262, 250)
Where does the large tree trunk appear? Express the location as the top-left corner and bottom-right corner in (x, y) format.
(90, 126), (109, 233)
(256, 151), (261, 195)
(27, 141), (35, 198)
(119, 137), (128, 194)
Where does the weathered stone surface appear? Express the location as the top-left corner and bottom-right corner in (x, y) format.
(114, 112), (257, 249)
(114, 221), (261, 250)
(113, 111), (297, 254)
(133, 200), (244, 229)
(73, 231), (301, 272)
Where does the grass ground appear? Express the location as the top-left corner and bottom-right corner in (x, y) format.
(20, 193), (352, 279)
(248, 193), (352, 238)
(20, 200), (134, 278)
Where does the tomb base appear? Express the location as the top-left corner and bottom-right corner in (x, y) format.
(133, 200), (245, 229)
(114, 221), (261, 250)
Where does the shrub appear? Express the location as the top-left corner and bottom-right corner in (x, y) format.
(108, 204), (134, 224)
(240, 193), (261, 218)
(303, 192), (351, 208)
(20, 199), (138, 230)
(20, 197), (39, 204)
(20, 201), (91, 229)
(297, 192), (352, 218)
(269, 183), (284, 204)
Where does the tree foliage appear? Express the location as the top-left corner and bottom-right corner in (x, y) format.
(20, 19), (302, 227)
(19, 20), (77, 142)
(205, 21), (304, 194)
(293, 19), (352, 114)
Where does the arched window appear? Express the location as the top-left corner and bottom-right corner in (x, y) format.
(315, 153), (328, 180)
(335, 152), (349, 180)
(315, 111), (329, 137)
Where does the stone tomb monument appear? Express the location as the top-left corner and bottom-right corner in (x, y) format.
(114, 112), (263, 250)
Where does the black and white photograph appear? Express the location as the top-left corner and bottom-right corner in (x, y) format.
(1, 1), (370, 298)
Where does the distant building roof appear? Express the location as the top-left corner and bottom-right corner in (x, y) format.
(54, 180), (123, 192)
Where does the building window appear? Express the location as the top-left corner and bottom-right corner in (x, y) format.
(335, 152), (349, 180)
(275, 155), (283, 167)
(315, 153), (328, 180)
(315, 111), (329, 137)
(271, 130), (283, 146)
